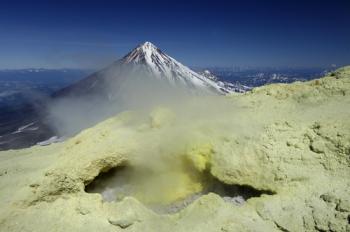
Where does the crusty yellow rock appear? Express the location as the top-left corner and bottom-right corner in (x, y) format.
(0, 66), (349, 231)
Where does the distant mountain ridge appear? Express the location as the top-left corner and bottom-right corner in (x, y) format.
(198, 69), (252, 93)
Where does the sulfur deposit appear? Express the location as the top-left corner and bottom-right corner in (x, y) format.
(0, 66), (350, 231)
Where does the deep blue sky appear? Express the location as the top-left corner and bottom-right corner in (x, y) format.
(0, 0), (349, 69)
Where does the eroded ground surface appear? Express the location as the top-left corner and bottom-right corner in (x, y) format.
(0, 66), (350, 231)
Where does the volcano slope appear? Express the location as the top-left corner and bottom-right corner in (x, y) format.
(0, 66), (349, 232)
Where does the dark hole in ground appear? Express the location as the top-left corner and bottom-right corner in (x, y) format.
(85, 165), (275, 214)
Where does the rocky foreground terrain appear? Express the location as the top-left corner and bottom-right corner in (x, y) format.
(0, 66), (349, 231)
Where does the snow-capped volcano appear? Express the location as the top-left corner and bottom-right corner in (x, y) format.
(54, 41), (233, 97)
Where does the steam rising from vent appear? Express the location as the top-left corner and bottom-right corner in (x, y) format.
(45, 43), (274, 213)
(47, 73), (196, 136)
(74, 88), (273, 213)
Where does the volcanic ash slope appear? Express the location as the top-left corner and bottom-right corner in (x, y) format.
(0, 66), (350, 232)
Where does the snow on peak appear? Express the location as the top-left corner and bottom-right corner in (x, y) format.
(141, 41), (157, 49)
(122, 41), (166, 65)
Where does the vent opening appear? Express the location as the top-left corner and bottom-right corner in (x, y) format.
(85, 164), (274, 214)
